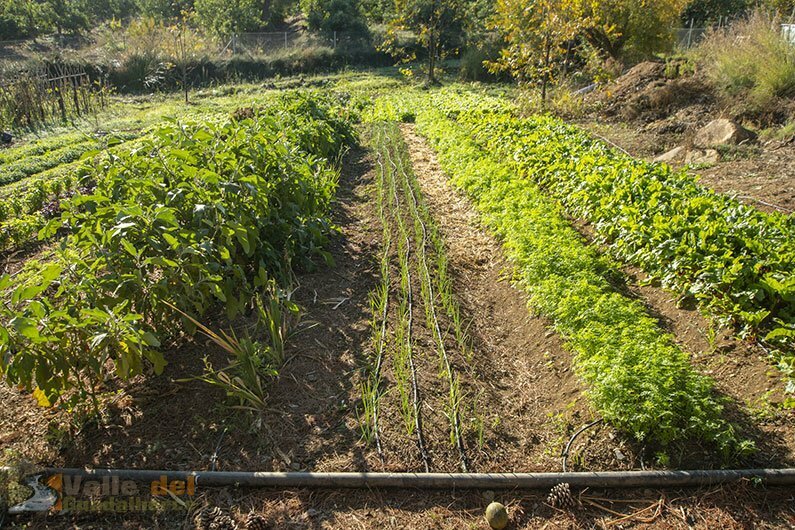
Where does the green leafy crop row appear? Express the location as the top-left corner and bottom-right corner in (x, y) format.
(434, 92), (793, 396)
(0, 91), (354, 408)
(368, 93), (751, 458)
(0, 136), (141, 187)
(0, 132), (89, 167)
(0, 135), (153, 252)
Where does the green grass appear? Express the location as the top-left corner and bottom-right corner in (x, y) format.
(694, 10), (795, 114)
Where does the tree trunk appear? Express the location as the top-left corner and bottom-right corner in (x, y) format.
(428, 29), (436, 85)
(541, 34), (551, 104)
(262, 0), (273, 25)
(584, 27), (623, 61)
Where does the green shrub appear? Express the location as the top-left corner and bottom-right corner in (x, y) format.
(459, 40), (508, 83)
(0, 91), (354, 408)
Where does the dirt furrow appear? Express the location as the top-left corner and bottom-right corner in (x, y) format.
(397, 124), (603, 472)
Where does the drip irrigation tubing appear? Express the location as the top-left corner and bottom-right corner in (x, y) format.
(562, 419), (604, 473)
(393, 131), (469, 473)
(6, 468), (795, 489)
(371, 151), (391, 461)
(386, 129), (430, 473)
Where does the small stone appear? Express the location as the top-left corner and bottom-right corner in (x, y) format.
(485, 502), (509, 530)
(694, 119), (756, 148)
(685, 148), (720, 165)
(614, 449), (626, 461)
(653, 146), (686, 163)
(482, 490), (495, 503)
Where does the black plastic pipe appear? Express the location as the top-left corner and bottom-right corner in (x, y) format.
(26, 468), (795, 489)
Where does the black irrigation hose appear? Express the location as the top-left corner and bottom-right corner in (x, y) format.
(392, 132), (469, 473)
(20, 468), (795, 489)
(561, 419), (604, 473)
(404, 235), (430, 473)
(386, 129), (430, 473)
(371, 152), (391, 462)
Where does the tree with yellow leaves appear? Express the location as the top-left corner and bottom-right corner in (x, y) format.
(581, 0), (689, 61)
(487, 0), (587, 101)
(489, 0), (689, 99)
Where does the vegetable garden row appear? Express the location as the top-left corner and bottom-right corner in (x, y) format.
(0, 92), (354, 411)
(0, 81), (791, 475)
(359, 121), (477, 471)
(363, 87), (793, 459)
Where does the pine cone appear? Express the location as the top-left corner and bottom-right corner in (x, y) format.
(194, 506), (224, 530)
(547, 482), (575, 509)
(244, 512), (270, 530)
(209, 513), (238, 530)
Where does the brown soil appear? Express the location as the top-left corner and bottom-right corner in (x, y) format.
(695, 148), (795, 214)
(559, 206), (795, 469)
(621, 267), (795, 466)
(596, 62), (715, 126)
(398, 124), (587, 473)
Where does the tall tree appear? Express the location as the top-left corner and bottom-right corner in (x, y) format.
(260, 0), (295, 27)
(0, 0), (43, 39)
(488, 0), (586, 101)
(580, 0), (689, 60)
(360, 0), (392, 23)
(82, 0), (139, 22)
(762, 0), (795, 16)
(42, 0), (90, 35)
(681, 0), (751, 25)
(304, 0), (370, 39)
(194, 0), (263, 37)
(137, 0), (194, 21)
(388, 0), (464, 85)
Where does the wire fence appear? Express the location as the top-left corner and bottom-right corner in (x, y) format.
(674, 20), (795, 48)
(217, 31), (369, 59)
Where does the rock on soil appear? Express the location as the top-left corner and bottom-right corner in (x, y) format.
(654, 146), (686, 163)
(654, 146), (720, 166)
(685, 148), (720, 165)
(694, 119), (757, 148)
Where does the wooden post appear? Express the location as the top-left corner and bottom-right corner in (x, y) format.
(72, 75), (81, 117)
(56, 80), (67, 122)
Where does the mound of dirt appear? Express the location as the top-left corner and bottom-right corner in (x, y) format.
(604, 61), (667, 105)
(595, 61), (716, 128)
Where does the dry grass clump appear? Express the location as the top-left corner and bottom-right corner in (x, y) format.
(695, 10), (795, 117)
